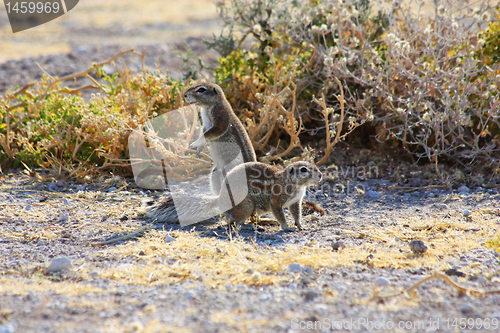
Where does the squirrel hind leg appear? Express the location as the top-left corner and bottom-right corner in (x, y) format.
(225, 198), (254, 229)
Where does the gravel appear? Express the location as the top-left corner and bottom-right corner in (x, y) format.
(2, 167), (499, 332)
(2, 33), (500, 331)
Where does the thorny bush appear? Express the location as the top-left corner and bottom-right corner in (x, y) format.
(212, 0), (500, 170)
(0, 0), (499, 175)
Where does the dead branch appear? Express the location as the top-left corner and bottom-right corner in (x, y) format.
(371, 272), (500, 302)
(315, 77), (344, 166)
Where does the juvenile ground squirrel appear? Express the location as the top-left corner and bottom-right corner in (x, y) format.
(185, 82), (256, 194)
(145, 161), (322, 231)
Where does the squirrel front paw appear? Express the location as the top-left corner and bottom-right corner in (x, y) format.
(189, 137), (206, 155)
(281, 226), (297, 232)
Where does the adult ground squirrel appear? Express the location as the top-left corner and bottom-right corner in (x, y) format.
(145, 161), (322, 231)
(185, 82), (256, 194)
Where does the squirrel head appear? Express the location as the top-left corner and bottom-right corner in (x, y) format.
(184, 82), (225, 108)
(285, 162), (322, 186)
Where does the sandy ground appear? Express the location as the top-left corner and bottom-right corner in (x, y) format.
(0, 0), (222, 63)
(1, 1), (500, 332)
(1, 156), (500, 332)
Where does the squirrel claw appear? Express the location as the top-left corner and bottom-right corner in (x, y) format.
(195, 146), (204, 156)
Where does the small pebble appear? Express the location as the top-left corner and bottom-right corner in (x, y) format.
(463, 210), (472, 217)
(108, 186), (118, 192)
(58, 213), (69, 222)
(0, 322), (17, 333)
(409, 239), (428, 254)
(89, 271), (99, 278)
(56, 181), (66, 187)
(186, 291), (196, 300)
(165, 235), (176, 243)
(302, 290), (319, 302)
(460, 303), (475, 316)
(46, 257), (73, 273)
(445, 268), (465, 277)
(24, 205), (32, 211)
(458, 185), (470, 193)
(288, 263), (303, 273)
(260, 293), (271, 301)
(365, 190), (381, 199)
(77, 184), (87, 191)
(128, 321), (143, 332)
(61, 198), (69, 205)
(48, 182), (58, 191)
(374, 277), (390, 287)
(119, 214), (129, 221)
(331, 241), (345, 251)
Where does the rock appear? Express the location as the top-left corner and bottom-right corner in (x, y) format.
(0, 322), (17, 333)
(186, 290), (196, 300)
(46, 257), (73, 273)
(119, 214), (129, 221)
(61, 198), (69, 205)
(365, 190), (381, 199)
(434, 203), (448, 210)
(58, 213), (69, 222)
(460, 303), (475, 315)
(427, 192), (436, 198)
(89, 271), (99, 278)
(108, 186), (118, 192)
(409, 239), (428, 254)
(24, 205), (32, 210)
(260, 293), (271, 301)
(288, 263), (303, 273)
(56, 181), (66, 187)
(374, 277), (390, 287)
(463, 210), (472, 217)
(302, 290), (319, 301)
(458, 185), (470, 193)
(165, 235), (176, 243)
(445, 268), (466, 277)
(128, 321), (143, 332)
(48, 182), (59, 191)
(331, 241), (345, 251)
(77, 184), (87, 191)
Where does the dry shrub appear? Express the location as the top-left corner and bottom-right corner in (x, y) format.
(1, 0), (500, 175)
(0, 51), (186, 176)
(212, 0), (500, 169)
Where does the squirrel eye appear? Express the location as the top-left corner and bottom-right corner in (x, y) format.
(196, 87), (207, 93)
(300, 167), (308, 173)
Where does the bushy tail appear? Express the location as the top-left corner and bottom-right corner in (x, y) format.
(143, 194), (221, 226)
